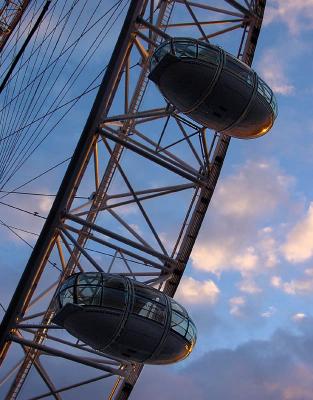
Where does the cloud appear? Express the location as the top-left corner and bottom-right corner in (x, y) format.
(38, 196), (54, 213)
(259, 234), (279, 268)
(261, 306), (277, 318)
(135, 326), (313, 400)
(292, 313), (307, 321)
(191, 244), (259, 276)
(282, 203), (313, 263)
(214, 161), (291, 218)
(257, 49), (294, 95)
(175, 276), (219, 305)
(271, 274), (313, 295)
(304, 268), (313, 276)
(229, 296), (245, 317)
(271, 275), (282, 288)
(191, 161), (291, 276)
(238, 279), (262, 294)
(283, 280), (313, 295)
(233, 247), (258, 271)
(283, 279), (313, 296)
(264, 0), (313, 35)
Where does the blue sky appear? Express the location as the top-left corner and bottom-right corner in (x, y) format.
(1, 0), (313, 399)
(138, 2), (313, 398)
(143, 1), (313, 397)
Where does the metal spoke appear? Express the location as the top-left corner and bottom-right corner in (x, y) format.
(72, 183), (194, 217)
(175, 0), (244, 18)
(201, 22), (243, 40)
(183, 0), (210, 42)
(26, 281), (59, 311)
(60, 230), (104, 273)
(130, 126), (200, 174)
(224, 0), (251, 15)
(103, 137), (169, 256)
(101, 130), (204, 184)
(59, 233), (85, 273)
(10, 335), (124, 375)
(64, 214), (176, 267)
(28, 373), (113, 400)
(21, 328), (123, 364)
(164, 18), (245, 28)
(0, 359), (24, 387)
(108, 209), (154, 250)
(62, 222), (170, 272)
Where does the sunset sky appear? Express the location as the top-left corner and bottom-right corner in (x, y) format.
(1, 1), (313, 399)
(137, 1), (313, 398)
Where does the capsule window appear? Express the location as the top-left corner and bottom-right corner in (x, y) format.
(170, 299), (187, 316)
(133, 296), (166, 324)
(102, 287), (126, 310)
(103, 276), (125, 290)
(77, 273), (102, 286)
(197, 43), (219, 64)
(186, 321), (197, 343)
(155, 43), (172, 61)
(76, 286), (102, 306)
(60, 274), (77, 291)
(59, 287), (74, 307)
(135, 285), (165, 304)
(150, 55), (158, 70)
(258, 78), (272, 102)
(171, 310), (188, 337)
(271, 97), (278, 117)
(257, 79), (267, 98)
(264, 83), (273, 102)
(225, 55), (252, 84)
(174, 40), (197, 58)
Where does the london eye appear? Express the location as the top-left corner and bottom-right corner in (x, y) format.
(0, 1), (275, 399)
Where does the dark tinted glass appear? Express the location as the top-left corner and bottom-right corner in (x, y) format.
(76, 286), (102, 305)
(134, 284), (165, 304)
(170, 299), (187, 316)
(151, 55), (158, 70)
(271, 96), (278, 117)
(77, 273), (102, 286)
(225, 55), (253, 84)
(133, 296), (166, 324)
(60, 275), (77, 291)
(197, 43), (219, 64)
(59, 287), (74, 306)
(174, 40), (197, 58)
(103, 276), (125, 290)
(102, 287), (125, 310)
(260, 78), (272, 101)
(186, 321), (197, 343)
(171, 311), (188, 337)
(154, 43), (172, 64)
(257, 77), (274, 104)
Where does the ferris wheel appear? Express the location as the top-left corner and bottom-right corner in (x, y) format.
(0, 1), (274, 399)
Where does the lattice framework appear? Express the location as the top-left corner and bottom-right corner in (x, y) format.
(0, 1), (266, 399)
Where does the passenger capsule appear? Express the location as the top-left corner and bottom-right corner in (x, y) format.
(53, 273), (197, 364)
(148, 38), (278, 139)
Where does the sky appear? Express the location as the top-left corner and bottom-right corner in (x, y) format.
(133, 2), (313, 398)
(1, 0), (313, 399)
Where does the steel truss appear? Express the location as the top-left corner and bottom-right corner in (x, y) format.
(0, 0), (30, 52)
(0, 0), (266, 399)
